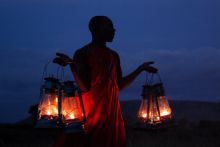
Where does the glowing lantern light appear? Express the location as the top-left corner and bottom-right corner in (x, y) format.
(61, 80), (86, 132)
(138, 73), (173, 125)
(36, 60), (86, 132)
(36, 77), (61, 128)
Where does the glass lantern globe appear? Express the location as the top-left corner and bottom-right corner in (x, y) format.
(61, 80), (86, 132)
(38, 77), (59, 119)
(138, 74), (173, 125)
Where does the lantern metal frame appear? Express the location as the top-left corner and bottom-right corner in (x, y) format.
(35, 76), (63, 128)
(138, 73), (173, 126)
(61, 80), (87, 133)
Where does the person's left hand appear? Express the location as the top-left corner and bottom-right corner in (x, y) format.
(139, 61), (158, 73)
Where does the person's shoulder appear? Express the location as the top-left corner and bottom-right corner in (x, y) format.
(74, 44), (90, 59)
(107, 47), (119, 57)
(75, 45), (89, 55)
(107, 47), (121, 63)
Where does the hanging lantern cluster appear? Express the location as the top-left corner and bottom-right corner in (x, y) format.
(138, 73), (173, 125)
(35, 62), (86, 133)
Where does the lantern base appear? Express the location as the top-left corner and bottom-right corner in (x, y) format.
(135, 117), (176, 130)
(65, 123), (85, 134)
(35, 119), (59, 128)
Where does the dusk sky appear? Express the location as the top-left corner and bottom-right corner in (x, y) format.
(0, 0), (220, 123)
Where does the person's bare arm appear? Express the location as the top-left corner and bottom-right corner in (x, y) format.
(53, 52), (89, 92)
(115, 53), (157, 91)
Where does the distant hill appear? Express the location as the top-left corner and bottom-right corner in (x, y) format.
(121, 100), (220, 125)
(1, 100), (220, 147)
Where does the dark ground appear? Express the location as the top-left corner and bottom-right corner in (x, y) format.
(1, 100), (220, 147)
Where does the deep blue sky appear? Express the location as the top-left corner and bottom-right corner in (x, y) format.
(0, 0), (220, 123)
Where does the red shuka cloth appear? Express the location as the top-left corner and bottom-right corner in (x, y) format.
(53, 46), (126, 147)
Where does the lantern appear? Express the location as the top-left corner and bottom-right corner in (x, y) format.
(62, 80), (86, 132)
(138, 73), (172, 125)
(36, 77), (62, 128)
(154, 83), (172, 120)
(36, 59), (87, 131)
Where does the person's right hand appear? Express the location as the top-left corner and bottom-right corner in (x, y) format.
(53, 52), (73, 67)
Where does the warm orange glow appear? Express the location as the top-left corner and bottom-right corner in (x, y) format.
(39, 93), (58, 119)
(62, 110), (67, 116)
(148, 109), (160, 123)
(138, 99), (148, 120)
(70, 113), (75, 119)
(156, 117), (160, 121)
(160, 110), (170, 116)
(142, 113), (147, 118)
(138, 95), (172, 124)
(158, 96), (172, 117)
(62, 96), (83, 122)
(47, 110), (51, 115)
(139, 111), (147, 119)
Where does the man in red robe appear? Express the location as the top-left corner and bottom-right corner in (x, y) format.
(54, 16), (157, 147)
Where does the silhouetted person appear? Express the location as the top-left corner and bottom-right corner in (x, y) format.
(53, 16), (157, 147)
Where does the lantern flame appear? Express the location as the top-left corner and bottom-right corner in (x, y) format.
(47, 110), (51, 115)
(140, 112), (147, 118)
(38, 94), (58, 119)
(62, 96), (84, 122)
(53, 108), (58, 114)
(70, 113), (75, 119)
(62, 111), (67, 116)
(138, 96), (172, 124)
(160, 110), (170, 116)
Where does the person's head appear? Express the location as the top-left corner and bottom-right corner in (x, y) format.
(89, 16), (115, 42)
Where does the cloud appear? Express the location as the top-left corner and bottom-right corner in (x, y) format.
(119, 47), (220, 102)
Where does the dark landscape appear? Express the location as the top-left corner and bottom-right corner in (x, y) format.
(1, 100), (220, 147)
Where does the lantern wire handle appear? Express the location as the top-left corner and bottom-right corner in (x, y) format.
(41, 57), (57, 82)
(62, 67), (65, 81)
(42, 60), (52, 81)
(56, 66), (60, 80)
(39, 58), (57, 105)
(56, 66), (65, 82)
(156, 73), (162, 83)
(145, 72), (163, 85)
(38, 85), (44, 106)
(40, 58), (62, 101)
(149, 73), (154, 85)
(145, 72), (148, 85)
(145, 72), (155, 85)
(39, 58), (53, 101)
